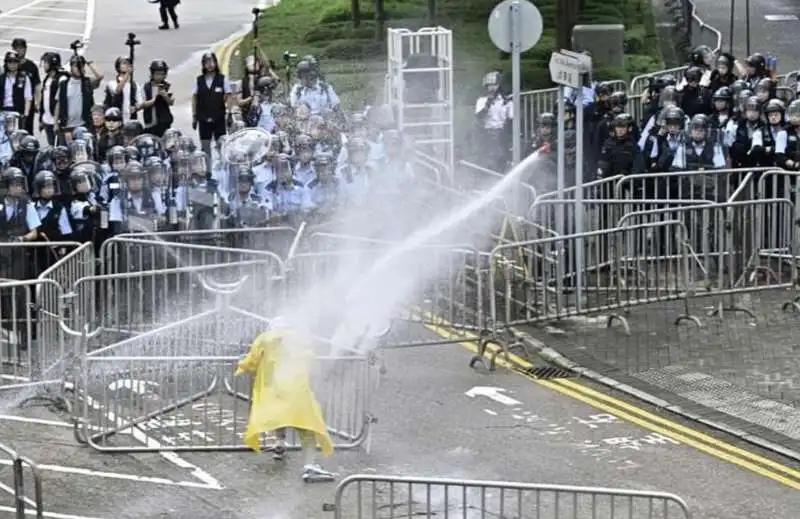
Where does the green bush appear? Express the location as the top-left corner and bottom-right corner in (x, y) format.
(304, 22), (375, 43)
(321, 39), (386, 61)
(318, 0), (422, 24)
(624, 26), (648, 54)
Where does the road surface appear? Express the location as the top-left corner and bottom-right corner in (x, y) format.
(1, 326), (799, 518)
(691, 0), (800, 71)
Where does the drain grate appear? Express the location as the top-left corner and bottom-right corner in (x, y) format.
(526, 365), (574, 380)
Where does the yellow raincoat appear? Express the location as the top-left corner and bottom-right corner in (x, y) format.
(235, 330), (334, 456)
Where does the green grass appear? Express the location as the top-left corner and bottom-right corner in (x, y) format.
(232, 0), (663, 110)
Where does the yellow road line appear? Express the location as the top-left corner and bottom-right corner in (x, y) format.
(217, 34), (246, 76)
(418, 320), (800, 489)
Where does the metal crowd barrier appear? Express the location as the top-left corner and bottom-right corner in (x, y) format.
(323, 474), (692, 519)
(0, 442), (43, 518)
(69, 260), (379, 453)
(489, 220), (696, 334)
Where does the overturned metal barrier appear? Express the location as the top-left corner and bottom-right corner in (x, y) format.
(323, 474), (692, 519)
(69, 261), (379, 453)
(0, 442), (43, 518)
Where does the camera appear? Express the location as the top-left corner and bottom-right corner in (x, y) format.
(283, 51), (297, 63)
(69, 40), (84, 51)
(251, 7), (263, 15)
(125, 32), (141, 47)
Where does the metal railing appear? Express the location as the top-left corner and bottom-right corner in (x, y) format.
(324, 474), (692, 519)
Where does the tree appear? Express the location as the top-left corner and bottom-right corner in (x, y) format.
(375, 0), (386, 41)
(351, 0), (362, 27)
(427, 0), (436, 23)
(555, 0), (578, 49)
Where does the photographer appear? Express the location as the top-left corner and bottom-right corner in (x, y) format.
(103, 56), (139, 123)
(39, 52), (68, 145)
(137, 60), (174, 137)
(53, 53), (104, 145)
(191, 52), (231, 176)
(0, 51), (33, 123)
(10, 39), (40, 133)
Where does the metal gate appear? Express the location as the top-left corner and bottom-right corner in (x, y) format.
(323, 475), (692, 519)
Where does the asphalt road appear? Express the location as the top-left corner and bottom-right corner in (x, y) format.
(691, 0), (800, 71)
(2, 326), (800, 518)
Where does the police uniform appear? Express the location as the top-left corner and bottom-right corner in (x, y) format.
(226, 190), (269, 227)
(0, 196), (41, 278)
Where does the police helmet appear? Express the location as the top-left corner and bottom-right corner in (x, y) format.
(662, 106), (685, 127)
(611, 113), (632, 128)
(659, 86), (679, 107)
(689, 45), (713, 67)
(595, 82), (614, 98)
(19, 135), (39, 154)
(256, 75), (276, 92)
(150, 59), (168, 73)
(787, 100), (800, 120)
(125, 160), (145, 176)
(33, 170), (57, 192)
(122, 120), (144, 140)
(52, 146), (70, 167)
(712, 87), (733, 103)
(313, 151), (332, 166)
(124, 145), (140, 162)
(764, 99), (785, 115)
(730, 80), (748, 96)
(689, 113), (709, 131)
(2, 167), (27, 190)
(683, 66), (703, 84)
(296, 60), (312, 78)
(745, 53), (766, 72)
(104, 107), (123, 122)
(755, 77), (776, 96)
(609, 91), (628, 108)
(744, 95), (761, 114)
(295, 134), (313, 149)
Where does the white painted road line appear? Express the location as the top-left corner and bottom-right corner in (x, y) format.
(81, 0), (94, 52)
(3, 14), (85, 23)
(0, 0), (49, 20)
(24, 7), (86, 14)
(80, 393), (223, 490)
(0, 458), (222, 489)
(0, 413), (108, 431)
(0, 25), (84, 37)
(0, 505), (104, 519)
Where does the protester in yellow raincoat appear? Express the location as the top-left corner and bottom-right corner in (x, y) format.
(235, 323), (336, 482)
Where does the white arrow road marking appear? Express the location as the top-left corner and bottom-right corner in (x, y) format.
(107, 379), (158, 395)
(465, 386), (522, 406)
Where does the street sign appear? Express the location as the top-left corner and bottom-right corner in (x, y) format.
(487, 0), (543, 53)
(548, 52), (583, 88)
(561, 49), (593, 72)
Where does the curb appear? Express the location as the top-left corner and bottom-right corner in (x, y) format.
(508, 326), (800, 463)
(218, 33), (247, 76)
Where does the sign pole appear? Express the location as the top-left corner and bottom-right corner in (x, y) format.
(555, 85), (566, 310)
(510, 1), (521, 167)
(574, 81), (584, 312)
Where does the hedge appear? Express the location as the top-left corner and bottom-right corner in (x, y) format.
(233, 0), (663, 109)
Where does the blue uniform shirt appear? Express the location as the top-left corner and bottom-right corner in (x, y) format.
(35, 200), (73, 235)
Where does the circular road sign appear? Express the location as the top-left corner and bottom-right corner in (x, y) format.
(488, 0), (544, 53)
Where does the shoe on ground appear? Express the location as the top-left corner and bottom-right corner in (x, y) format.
(301, 464), (335, 483)
(272, 445), (285, 461)
(158, 24), (169, 30)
